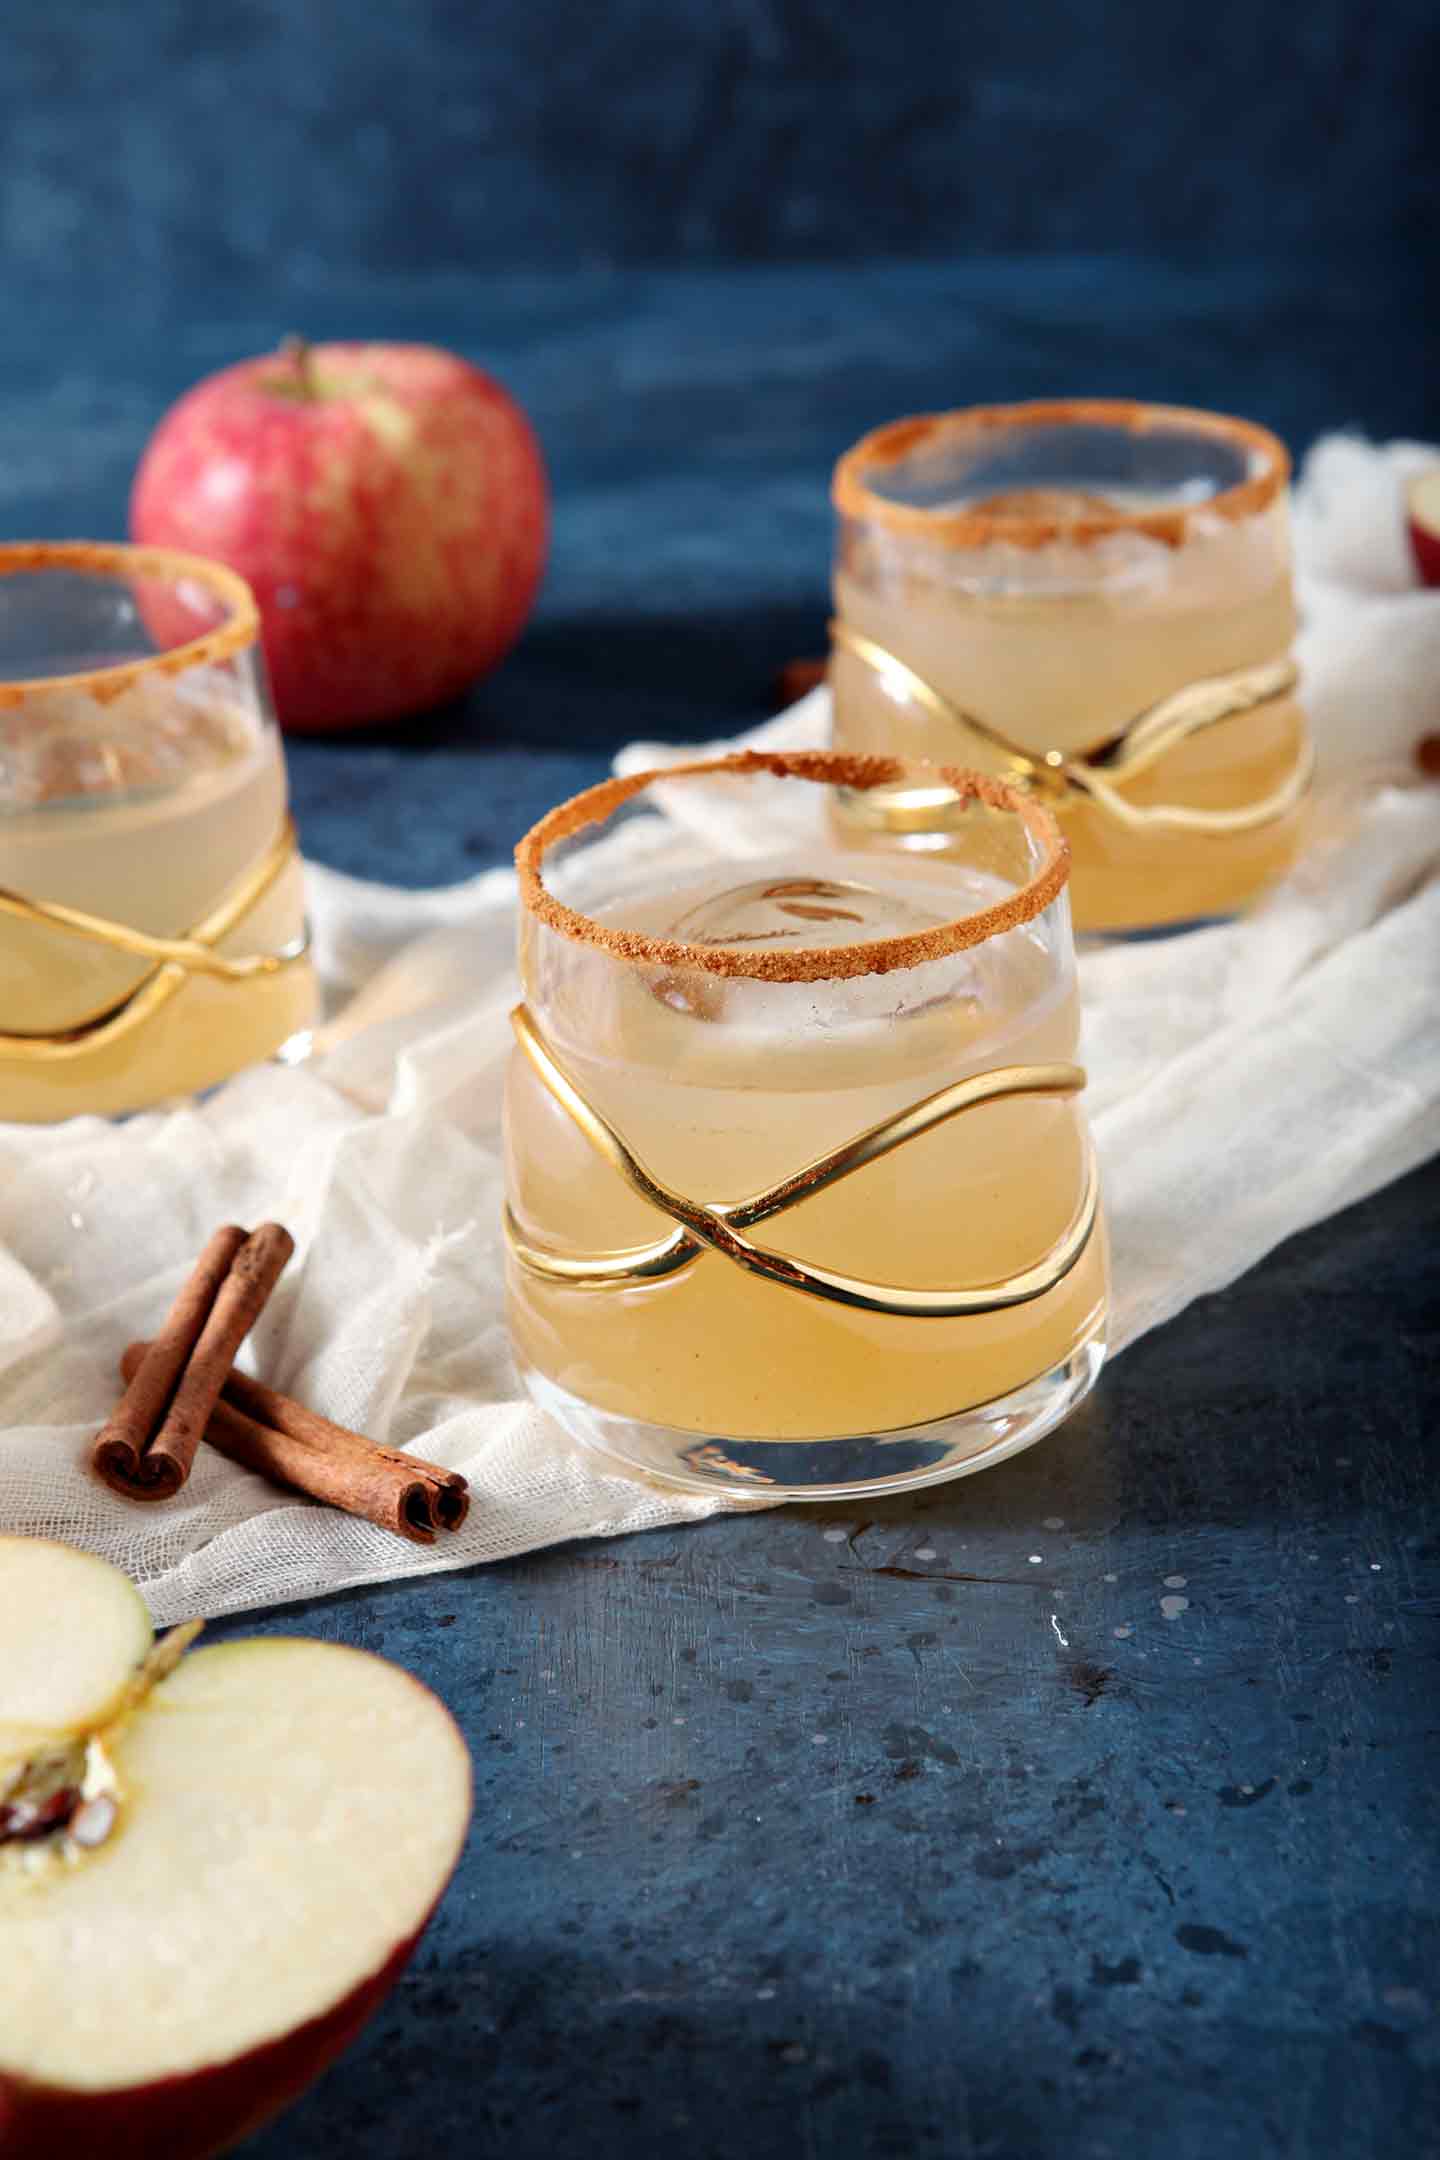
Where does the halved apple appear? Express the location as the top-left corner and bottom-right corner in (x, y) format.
(1407, 468), (1440, 587)
(0, 1536), (472, 2159)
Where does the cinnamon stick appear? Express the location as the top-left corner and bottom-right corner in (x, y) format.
(93, 1225), (249, 1500)
(95, 1224), (293, 1502)
(120, 1345), (470, 1544)
(775, 658), (828, 709)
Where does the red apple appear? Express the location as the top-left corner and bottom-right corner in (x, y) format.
(0, 1535), (472, 2159)
(130, 339), (547, 731)
(1407, 469), (1440, 588)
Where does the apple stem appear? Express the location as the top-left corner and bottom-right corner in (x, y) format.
(281, 334), (318, 400)
(109, 1618), (205, 1728)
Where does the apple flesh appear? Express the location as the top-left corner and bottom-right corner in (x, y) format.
(130, 339), (548, 731)
(1, 1536), (151, 1780)
(0, 1537), (471, 2159)
(1407, 469), (1440, 588)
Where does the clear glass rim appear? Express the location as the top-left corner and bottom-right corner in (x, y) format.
(514, 750), (1070, 983)
(832, 399), (1291, 551)
(0, 541), (261, 710)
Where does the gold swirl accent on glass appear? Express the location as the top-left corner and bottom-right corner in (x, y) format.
(829, 621), (1313, 834)
(504, 1002), (1099, 1318)
(0, 818), (309, 1062)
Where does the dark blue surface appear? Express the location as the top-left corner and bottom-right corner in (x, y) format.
(229, 1166), (1440, 2160)
(3, 6), (1438, 2148)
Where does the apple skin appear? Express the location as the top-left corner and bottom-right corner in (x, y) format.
(130, 341), (548, 732)
(0, 1909), (435, 2160)
(1408, 513), (1440, 587)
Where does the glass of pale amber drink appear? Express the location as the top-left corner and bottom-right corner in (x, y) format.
(504, 750), (1107, 1497)
(829, 401), (1313, 933)
(0, 542), (314, 1122)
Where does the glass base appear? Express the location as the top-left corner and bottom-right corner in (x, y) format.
(1077, 916), (1228, 950)
(519, 1329), (1106, 1501)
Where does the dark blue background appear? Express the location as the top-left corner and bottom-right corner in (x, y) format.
(5, 0), (1437, 287)
(4, 13), (1438, 2159)
(2, 0), (1437, 854)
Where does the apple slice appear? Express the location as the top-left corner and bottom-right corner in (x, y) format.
(1, 1537), (151, 1789)
(0, 1536), (471, 2160)
(1407, 468), (1440, 588)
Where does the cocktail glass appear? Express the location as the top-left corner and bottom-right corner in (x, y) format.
(829, 400), (1312, 933)
(0, 542), (314, 1121)
(504, 749), (1108, 1498)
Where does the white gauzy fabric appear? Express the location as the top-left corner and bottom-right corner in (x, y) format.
(2, 435), (1437, 1624)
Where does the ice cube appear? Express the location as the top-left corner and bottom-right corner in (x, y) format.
(667, 873), (944, 953)
(967, 487), (1122, 522)
(2, 688), (250, 812)
(649, 871), (967, 1028)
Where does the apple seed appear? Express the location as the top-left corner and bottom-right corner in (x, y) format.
(69, 1794), (119, 1849)
(0, 1787), (82, 1843)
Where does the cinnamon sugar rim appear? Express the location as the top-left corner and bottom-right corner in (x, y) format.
(0, 542), (261, 710)
(832, 400), (1291, 551)
(514, 751), (1070, 982)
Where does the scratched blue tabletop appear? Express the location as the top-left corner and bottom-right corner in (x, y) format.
(4, 260), (1437, 2158)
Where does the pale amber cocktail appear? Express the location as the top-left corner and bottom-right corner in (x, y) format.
(829, 402), (1312, 932)
(0, 544), (313, 1122)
